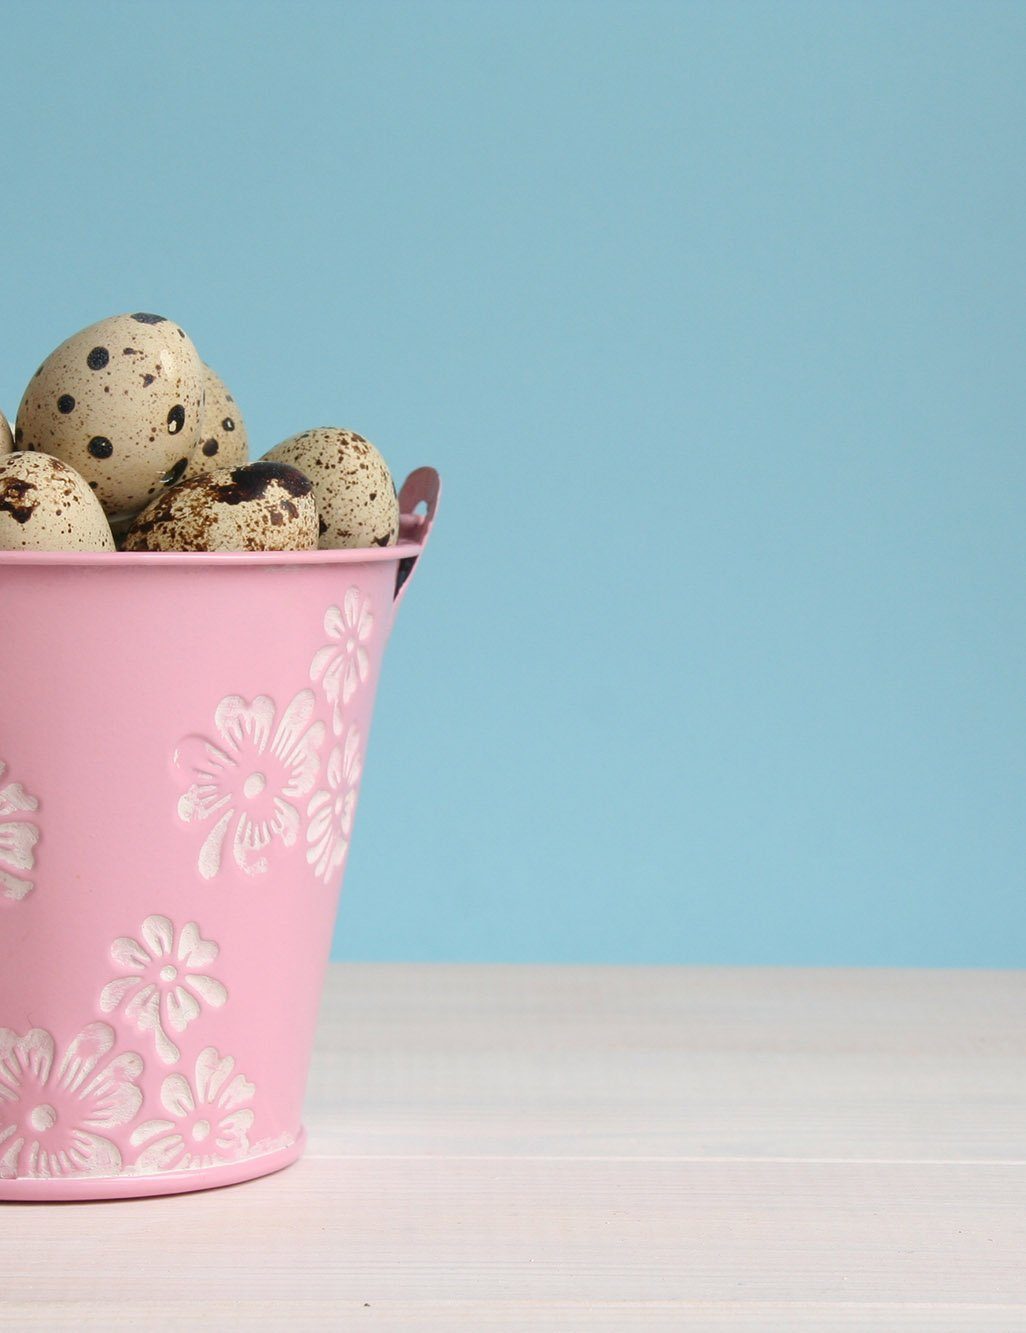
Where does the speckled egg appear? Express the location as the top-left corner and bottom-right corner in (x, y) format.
(16, 312), (204, 525)
(0, 451), (115, 551)
(185, 364), (249, 479)
(122, 461), (318, 552)
(264, 427), (398, 549)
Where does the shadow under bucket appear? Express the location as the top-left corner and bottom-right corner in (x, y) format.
(0, 467), (440, 1200)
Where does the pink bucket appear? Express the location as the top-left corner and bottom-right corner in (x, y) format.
(0, 467), (439, 1200)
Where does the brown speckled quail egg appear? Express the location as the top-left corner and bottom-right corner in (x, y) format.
(185, 364), (249, 479)
(0, 409), (13, 455)
(264, 427), (398, 549)
(0, 451), (115, 551)
(123, 461), (318, 552)
(16, 312), (204, 525)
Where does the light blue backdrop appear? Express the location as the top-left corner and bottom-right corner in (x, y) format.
(2, 1), (1023, 965)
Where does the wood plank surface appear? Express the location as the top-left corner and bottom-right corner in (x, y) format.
(7, 1303), (1026, 1332)
(2, 965), (1025, 1330)
(308, 965), (1026, 1162)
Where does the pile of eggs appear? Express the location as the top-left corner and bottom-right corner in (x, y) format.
(0, 313), (400, 554)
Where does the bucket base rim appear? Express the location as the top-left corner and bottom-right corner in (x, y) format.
(0, 1126), (306, 1203)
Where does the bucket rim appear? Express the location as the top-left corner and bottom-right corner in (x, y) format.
(0, 538), (424, 568)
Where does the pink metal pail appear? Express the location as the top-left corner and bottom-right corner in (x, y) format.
(0, 467), (439, 1201)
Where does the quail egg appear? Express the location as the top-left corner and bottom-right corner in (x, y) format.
(123, 460), (318, 552)
(0, 409), (13, 455)
(0, 451), (115, 551)
(186, 364), (249, 479)
(264, 427), (398, 549)
(16, 312), (204, 525)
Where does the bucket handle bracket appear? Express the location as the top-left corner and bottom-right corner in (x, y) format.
(393, 467), (441, 607)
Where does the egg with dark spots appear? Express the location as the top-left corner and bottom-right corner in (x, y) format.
(122, 461), (318, 552)
(263, 427), (398, 550)
(185, 364), (249, 479)
(0, 409), (13, 456)
(15, 313), (204, 525)
(0, 451), (115, 551)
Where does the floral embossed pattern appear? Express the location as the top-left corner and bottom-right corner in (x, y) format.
(0, 1023), (143, 1178)
(309, 590), (374, 735)
(100, 915), (228, 1065)
(130, 1047), (255, 1172)
(0, 758), (40, 903)
(307, 725), (363, 884)
(174, 690), (325, 879)
(0, 910), (284, 1182)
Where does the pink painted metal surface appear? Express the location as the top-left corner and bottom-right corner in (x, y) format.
(0, 467), (440, 1201)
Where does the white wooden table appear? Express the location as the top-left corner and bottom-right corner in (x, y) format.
(3, 965), (1024, 1329)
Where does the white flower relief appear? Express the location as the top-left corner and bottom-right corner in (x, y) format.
(130, 1047), (255, 1173)
(0, 758), (40, 903)
(99, 915), (228, 1066)
(306, 725), (363, 884)
(0, 1023), (143, 1178)
(309, 590), (374, 734)
(174, 690), (325, 879)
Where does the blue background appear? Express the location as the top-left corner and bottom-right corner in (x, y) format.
(2, 1), (1023, 965)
